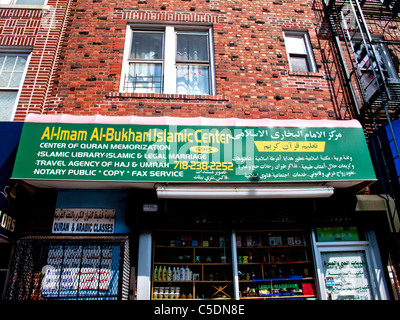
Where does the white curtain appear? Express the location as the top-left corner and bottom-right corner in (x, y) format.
(176, 65), (209, 95)
(176, 34), (210, 94)
(128, 63), (162, 93)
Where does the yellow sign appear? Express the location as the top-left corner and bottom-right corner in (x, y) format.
(254, 141), (326, 152)
(189, 146), (219, 154)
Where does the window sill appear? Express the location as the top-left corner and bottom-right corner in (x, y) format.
(108, 92), (230, 101)
(0, 4), (50, 10)
(288, 71), (324, 78)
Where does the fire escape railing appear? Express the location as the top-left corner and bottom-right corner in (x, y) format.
(324, 0), (400, 235)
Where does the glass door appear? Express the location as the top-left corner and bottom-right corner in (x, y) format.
(311, 229), (389, 300)
(321, 251), (373, 300)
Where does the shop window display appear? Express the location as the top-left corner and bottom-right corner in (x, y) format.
(151, 229), (316, 300)
(4, 236), (131, 300)
(152, 230), (233, 300)
(236, 230), (316, 300)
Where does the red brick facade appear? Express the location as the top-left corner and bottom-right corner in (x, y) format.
(41, 0), (354, 121)
(3, 0), (357, 121)
(0, 1), (71, 121)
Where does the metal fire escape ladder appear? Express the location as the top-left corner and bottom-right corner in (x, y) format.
(353, 0), (400, 233)
(359, 0), (400, 233)
(326, 0), (400, 234)
(324, 0), (363, 115)
(350, 0), (392, 103)
(340, 0), (400, 165)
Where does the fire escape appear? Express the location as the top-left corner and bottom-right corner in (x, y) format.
(324, 0), (400, 298)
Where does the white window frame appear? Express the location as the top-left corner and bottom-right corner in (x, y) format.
(311, 229), (389, 300)
(120, 25), (216, 95)
(283, 31), (317, 73)
(0, 48), (31, 121)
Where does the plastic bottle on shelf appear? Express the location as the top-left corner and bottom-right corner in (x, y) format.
(158, 266), (162, 281)
(162, 266), (167, 281)
(172, 267), (177, 281)
(154, 266), (158, 281)
(185, 265), (190, 281)
(179, 266), (185, 281)
(167, 267), (172, 281)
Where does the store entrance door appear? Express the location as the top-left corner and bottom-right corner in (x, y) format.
(320, 250), (374, 300)
(312, 230), (390, 300)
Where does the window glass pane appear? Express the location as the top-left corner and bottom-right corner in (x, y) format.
(130, 32), (163, 60)
(322, 251), (374, 300)
(0, 91), (17, 121)
(14, 55), (27, 71)
(15, 0), (46, 5)
(0, 54), (28, 88)
(290, 55), (310, 72)
(3, 56), (17, 72)
(9, 72), (23, 87)
(0, 72), (12, 87)
(177, 34), (208, 62)
(176, 65), (209, 94)
(285, 35), (307, 54)
(127, 63), (162, 93)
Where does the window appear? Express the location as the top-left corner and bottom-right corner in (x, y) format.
(0, 53), (29, 121)
(176, 32), (211, 95)
(122, 26), (214, 95)
(283, 31), (317, 73)
(127, 31), (164, 94)
(4, 237), (131, 300)
(0, 0), (46, 4)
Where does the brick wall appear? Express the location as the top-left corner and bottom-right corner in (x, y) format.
(28, 0), (357, 120)
(0, 0), (71, 121)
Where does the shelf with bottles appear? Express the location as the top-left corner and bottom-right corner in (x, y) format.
(236, 230), (312, 264)
(152, 230), (233, 300)
(235, 230), (317, 300)
(238, 279), (317, 300)
(154, 230), (232, 248)
(237, 264), (317, 300)
(153, 231), (231, 264)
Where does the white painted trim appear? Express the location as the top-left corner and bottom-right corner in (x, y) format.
(312, 229), (390, 300)
(231, 230), (240, 300)
(121, 25), (215, 95)
(136, 230), (152, 300)
(283, 31), (317, 73)
(163, 26), (176, 94)
(10, 52), (31, 121)
(119, 25), (132, 93)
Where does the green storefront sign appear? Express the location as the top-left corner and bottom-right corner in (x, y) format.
(11, 122), (376, 185)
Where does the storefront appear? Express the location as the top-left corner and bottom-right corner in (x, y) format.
(4, 189), (134, 300)
(134, 194), (390, 301)
(4, 114), (392, 300)
(0, 121), (23, 299)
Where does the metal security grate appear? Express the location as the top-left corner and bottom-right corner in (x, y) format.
(4, 236), (130, 300)
(123, 74), (163, 93)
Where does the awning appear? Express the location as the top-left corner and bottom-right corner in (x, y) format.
(11, 114), (376, 195)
